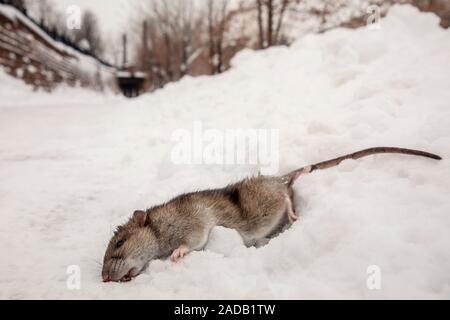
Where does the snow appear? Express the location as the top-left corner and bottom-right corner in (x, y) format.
(0, 71), (118, 108)
(1, 5), (450, 299)
(116, 71), (146, 79)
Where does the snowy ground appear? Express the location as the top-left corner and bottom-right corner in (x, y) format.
(1, 5), (450, 299)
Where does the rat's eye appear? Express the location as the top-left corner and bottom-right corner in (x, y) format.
(116, 239), (125, 249)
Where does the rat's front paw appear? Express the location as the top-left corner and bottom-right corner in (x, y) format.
(288, 211), (298, 224)
(170, 245), (189, 262)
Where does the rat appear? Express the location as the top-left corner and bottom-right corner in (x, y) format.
(101, 147), (441, 282)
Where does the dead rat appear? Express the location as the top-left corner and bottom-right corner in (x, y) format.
(102, 147), (441, 282)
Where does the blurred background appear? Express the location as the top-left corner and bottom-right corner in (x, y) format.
(0, 0), (449, 96)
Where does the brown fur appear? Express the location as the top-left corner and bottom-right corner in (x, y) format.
(102, 146), (441, 282)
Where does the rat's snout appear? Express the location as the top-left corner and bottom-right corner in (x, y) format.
(103, 274), (111, 283)
(102, 259), (141, 283)
(101, 262), (115, 282)
(102, 259), (125, 282)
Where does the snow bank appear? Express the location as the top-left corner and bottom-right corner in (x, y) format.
(0, 5), (449, 299)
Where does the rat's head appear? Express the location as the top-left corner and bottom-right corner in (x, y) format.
(102, 210), (158, 282)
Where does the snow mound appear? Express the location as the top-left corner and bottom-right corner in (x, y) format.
(0, 5), (449, 299)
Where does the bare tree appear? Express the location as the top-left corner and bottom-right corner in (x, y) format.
(274, 0), (290, 43)
(207, 0), (229, 74)
(256, 0), (292, 49)
(77, 10), (104, 57)
(35, 0), (53, 27)
(152, 0), (174, 81)
(256, 0), (265, 48)
(135, 0), (205, 89)
(174, 0), (203, 77)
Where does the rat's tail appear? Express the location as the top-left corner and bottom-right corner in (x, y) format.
(282, 147), (442, 187)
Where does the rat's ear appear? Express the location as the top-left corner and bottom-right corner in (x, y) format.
(132, 210), (149, 227)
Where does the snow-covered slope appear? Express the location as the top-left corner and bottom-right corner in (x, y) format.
(0, 5), (449, 299)
(0, 4), (116, 91)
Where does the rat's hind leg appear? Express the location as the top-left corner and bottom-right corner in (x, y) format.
(285, 194), (298, 224)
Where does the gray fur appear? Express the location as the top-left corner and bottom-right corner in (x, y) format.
(102, 146), (441, 282)
(102, 175), (294, 282)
